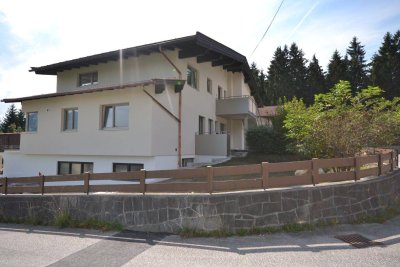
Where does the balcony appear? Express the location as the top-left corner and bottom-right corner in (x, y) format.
(216, 95), (258, 119)
(195, 133), (230, 156)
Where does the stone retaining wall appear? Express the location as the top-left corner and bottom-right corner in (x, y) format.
(1, 171), (400, 233)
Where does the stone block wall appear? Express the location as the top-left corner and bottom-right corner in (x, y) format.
(1, 171), (399, 233)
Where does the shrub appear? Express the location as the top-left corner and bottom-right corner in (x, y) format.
(246, 125), (286, 154)
(284, 80), (400, 158)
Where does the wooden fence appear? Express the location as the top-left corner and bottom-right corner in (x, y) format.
(0, 133), (20, 151)
(0, 150), (398, 195)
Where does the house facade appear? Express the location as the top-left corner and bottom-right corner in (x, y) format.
(2, 32), (261, 177)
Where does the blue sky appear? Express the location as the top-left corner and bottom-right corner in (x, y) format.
(0, 0), (399, 118)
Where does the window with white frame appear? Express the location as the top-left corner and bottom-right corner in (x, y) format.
(78, 72), (98, 87)
(27, 112), (38, 132)
(102, 103), (129, 129)
(218, 86), (223, 99)
(198, 116), (205, 134)
(207, 78), (212, 94)
(63, 108), (78, 131)
(187, 65), (198, 89)
(208, 119), (213, 134)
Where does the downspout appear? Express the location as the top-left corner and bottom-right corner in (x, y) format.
(159, 47), (183, 167)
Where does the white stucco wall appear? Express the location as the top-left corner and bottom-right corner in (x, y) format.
(57, 51), (179, 92)
(8, 48), (254, 176)
(2, 150), (179, 177)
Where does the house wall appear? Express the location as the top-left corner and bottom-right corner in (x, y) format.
(56, 51), (178, 92)
(3, 150), (177, 177)
(21, 86), (154, 157)
(12, 49), (253, 176)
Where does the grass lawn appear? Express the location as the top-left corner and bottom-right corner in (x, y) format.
(214, 153), (305, 167)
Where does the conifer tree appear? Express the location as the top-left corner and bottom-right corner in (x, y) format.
(326, 50), (348, 89)
(346, 36), (368, 93)
(288, 43), (308, 101)
(304, 55), (326, 105)
(0, 104), (25, 133)
(370, 31), (400, 99)
(266, 45), (291, 104)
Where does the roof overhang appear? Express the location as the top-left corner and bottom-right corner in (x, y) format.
(29, 32), (258, 95)
(2, 79), (186, 103)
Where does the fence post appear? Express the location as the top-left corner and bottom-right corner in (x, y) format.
(354, 157), (360, 181)
(261, 162), (269, 190)
(311, 158), (318, 186)
(140, 169), (146, 195)
(378, 153), (382, 176)
(41, 175), (45, 195)
(84, 172), (90, 195)
(390, 151), (394, 172)
(207, 166), (213, 194)
(1, 177), (7, 195)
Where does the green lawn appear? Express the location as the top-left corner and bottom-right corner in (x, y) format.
(214, 153), (304, 167)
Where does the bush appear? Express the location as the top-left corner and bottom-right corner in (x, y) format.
(246, 125), (287, 154)
(284, 80), (400, 158)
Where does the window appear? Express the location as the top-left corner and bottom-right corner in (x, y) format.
(207, 78), (212, 94)
(220, 123), (226, 133)
(198, 116), (205, 134)
(27, 112), (38, 132)
(218, 86), (223, 99)
(58, 161), (93, 175)
(63, 108), (78, 131)
(113, 163), (144, 172)
(208, 119), (213, 134)
(78, 72), (98, 87)
(182, 158), (194, 167)
(102, 104), (129, 129)
(187, 65), (198, 89)
(215, 121), (219, 133)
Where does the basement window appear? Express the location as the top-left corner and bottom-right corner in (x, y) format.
(187, 65), (198, 89)
(113, 163), (144, 172)
(78, 72), (98, 87)
(58, 161), (93, 175)
(182, 158), (194, 167)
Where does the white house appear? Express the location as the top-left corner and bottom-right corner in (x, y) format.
(2, 32), (261, 177)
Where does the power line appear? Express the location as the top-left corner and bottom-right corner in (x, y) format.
(250, 0), (285, 58)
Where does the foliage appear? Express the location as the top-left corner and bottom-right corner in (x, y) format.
(326, 50), (348, 89)
(246, 105), (288, 155)
(370, 31), (400, 99)
(347, 36), (368, 92)
(0, 104), (25, 133)
(284, 80), (400, 158)
(305, 55), (326, 105)
(246, 125), (284, 154)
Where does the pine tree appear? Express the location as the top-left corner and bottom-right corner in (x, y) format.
(370, 31), (400, 99)
(288, 43), (308, 101)
(304, 55), (326, 105)
(250, 62), (267, 106)
(0, 104), (25, 133)
(347, 36), (368, 93)
(266, 45), (291, 104)
(326, 50), (348, 89)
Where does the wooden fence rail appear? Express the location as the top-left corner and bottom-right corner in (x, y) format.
(0, 150), (398, 195)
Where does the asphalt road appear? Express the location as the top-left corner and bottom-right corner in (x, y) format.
(1, 216), (399, 267)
